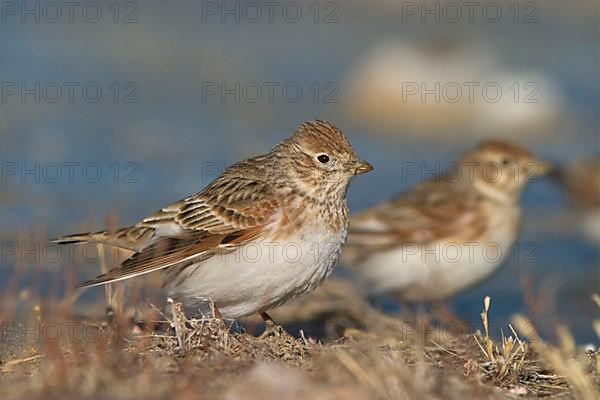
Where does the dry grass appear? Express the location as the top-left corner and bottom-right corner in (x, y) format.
(473, 296), (527, 382)
(1, 281), (598, 400)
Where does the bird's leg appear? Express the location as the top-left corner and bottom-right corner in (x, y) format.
(389, 292), (421, 322)
(259, 312), (287, 338)
(209, 301), (224, 320)
(431, 301), (467, 335)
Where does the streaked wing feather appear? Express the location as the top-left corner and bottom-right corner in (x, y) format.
(78, 235), (220, 288)
(344, 180), (485, 263)
(79, 176), (279, 287)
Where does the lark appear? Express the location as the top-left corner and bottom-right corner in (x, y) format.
(53, 120), (372, 324)
(342, 140), (549, 302)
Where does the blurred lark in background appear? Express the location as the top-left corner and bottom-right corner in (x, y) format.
(342, 140), (549, 301)
(52, 120), (372, 325)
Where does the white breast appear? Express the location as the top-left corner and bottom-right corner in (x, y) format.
(167, 227), (346, 318)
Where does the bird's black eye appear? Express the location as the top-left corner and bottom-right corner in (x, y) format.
(317, 154), (330, 164)
(501, 158), (511, 166)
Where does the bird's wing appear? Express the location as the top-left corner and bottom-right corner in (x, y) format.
(343, 180), (487, 264)
(78, 176), (280, 287)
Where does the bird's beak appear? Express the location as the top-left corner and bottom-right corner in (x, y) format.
(534, 160), (551, 176)
(353, 160), (374, 175)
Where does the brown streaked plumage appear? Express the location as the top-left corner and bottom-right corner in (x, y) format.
(342, 139), (549, 301)
(52, 120), (372, 319)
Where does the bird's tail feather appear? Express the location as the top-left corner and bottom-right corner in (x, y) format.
(50, 230), (137, 250)
(50, 230), (108, 245)
(51, 226), (151, 253)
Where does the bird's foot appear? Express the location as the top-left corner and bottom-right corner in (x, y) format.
(258, 312), (289, 338)
(259, 319), (288, 338)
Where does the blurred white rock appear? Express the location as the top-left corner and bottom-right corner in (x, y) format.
(343, 41), (564, 139)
